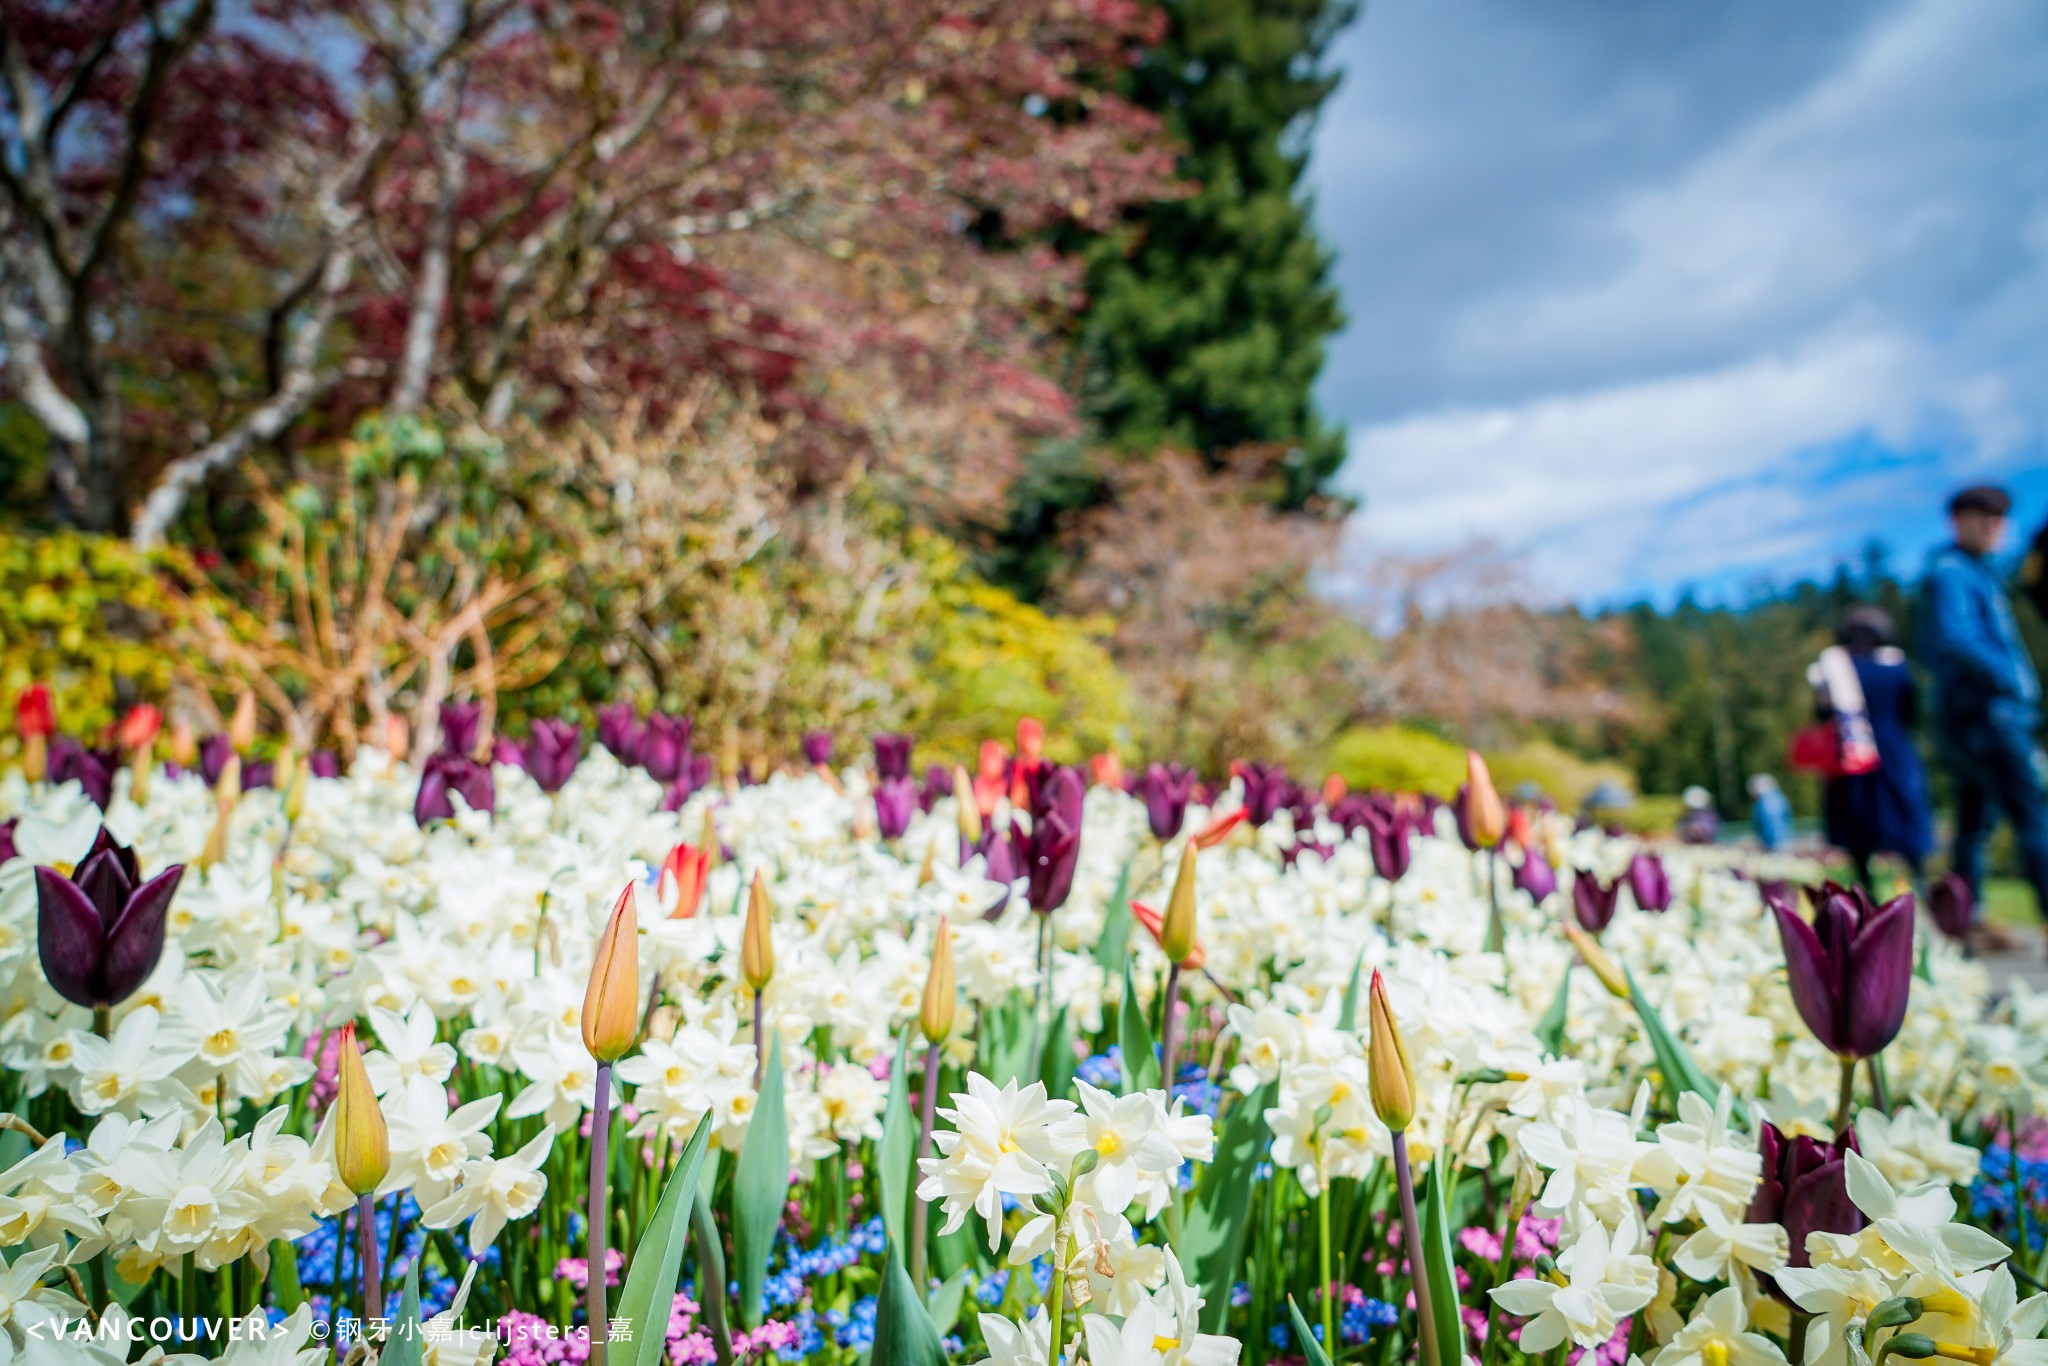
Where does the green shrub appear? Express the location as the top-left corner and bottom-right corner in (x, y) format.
(1325, 725), (1469, 795)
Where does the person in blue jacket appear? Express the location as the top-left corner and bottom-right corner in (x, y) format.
(1819, 606), (1931, 889)
(1919, 484), (2048, 926)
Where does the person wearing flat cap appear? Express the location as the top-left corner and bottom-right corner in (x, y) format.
(1919, 484), (2048, 941)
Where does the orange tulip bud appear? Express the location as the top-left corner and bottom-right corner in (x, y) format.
(1160, 843), (1198, 965)
(1465, 751), (1506, 849)
(953, 765), (982, 844)
(383, 713), (410, 762)
(742, 871), (775, 992)
(1366, 970), (1416, 1132)
(1089, 750), (1125, 789)
(116, 704), (163, 753)
(168, 720), (198, 769)
(1321, 774), (1348, 807)
(334, 1022), (390, 1195)
(660, 843), (710, 919)
(582, 883), (642, 1061)
(1130, 899), (1205, 970)
(227, 690), (258, 752)
(1192, 808), (1247, 851)
(920, 919), (956, 1043)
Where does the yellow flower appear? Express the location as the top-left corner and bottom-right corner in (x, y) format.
(335, 1023), (390, 1196)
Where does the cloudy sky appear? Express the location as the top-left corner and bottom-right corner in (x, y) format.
(1308, 0), (2048, 606)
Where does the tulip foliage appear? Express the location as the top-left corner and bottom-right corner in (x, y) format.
(1, 689), (2045, 1366)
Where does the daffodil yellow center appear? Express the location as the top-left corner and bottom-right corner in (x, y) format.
(1153, 1337), (1181, 1355)
(1702, 1340), (1729, 1366)
(1095, 1131), (1123, 1158)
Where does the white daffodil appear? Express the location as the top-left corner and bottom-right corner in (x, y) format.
(421, 1124), (555, 1254)
(1632, 1087), (1761, 1227)
(1062, 1082), (1184, 1218)
(1671, 1201), (1789, 1284)
(980, 1308), (1056, 1366)
(917, 1075), (1074, 1250)
(1658, 1287), (1787, 1366)
(1517, 1095), (1640, 1226)
(360, 1002), (458, 1096)
(1489, 1212), (1658, 1351)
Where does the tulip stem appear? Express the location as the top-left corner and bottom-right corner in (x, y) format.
(1485, 849), (1504, 955)
(1159, 962), (1184, 1096)
(588, 1061), (613, 1366)
(355, 1193), (383, 1324)
(751, 992), (766, 1093)
(908, 1040), (943, 1291)
(1867, 1055), (1891, 1115)
(91, 1005), (110, 1039)
(1833, 1056), (1858, 1135)
(1317, 1178), (1335, 1352)
(1392, 1132), (1440, 1366)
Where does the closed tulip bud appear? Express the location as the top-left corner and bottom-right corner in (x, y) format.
(1563, 924), (1631, 999)
(282, 754), (309, 824)
(582, 883), (641, 1062)
(1465, 751), (1506, 849)
(227, 690), (258, 752)
(168, 720), (198, 769)
(116, 704), (162, 753)
(742, 871), (775, 991)
(383, 713), (410, 763)
(1366, 970), (1416, 1132)
(954, 766), (981, 843)
(659, 842), (711, 919)
(17, 683), (52, 783)
(334, 1023), (389, 1196)
(920, 919), (956, 1043)
(1160, 843), (1199, 965)
(700, 807), (722, 871)
(1130, 900), (1204, 970)
(917, 839), (937, 887)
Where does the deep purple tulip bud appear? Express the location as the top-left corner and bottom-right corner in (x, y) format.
(1572, 870), (1622, 933)
(874, 776), (917, 840)
(873, 733), (914, 782)
(1237, 762), (1298, 828)
(35, 828), (184, 1009)
(414, 752), (496, 826)
(438, 701), (484, 758)
(1771, 883), (1914, 1059)
(492, 736), (525, 767)
(1627, 853), (1673, 912)
(978, 827), (1021, 885)
(661, 753), (716, 811)
(1362, 807), (1413, 884)
(1513, 844), (1557, 903)
(640, 714), (692, 784)
(520, 719), (582, 794)
(1749, 1123), (1862, 1299)
(1451, 785), (1481, 852)
(1020, 765), (1085, 913)
(919, 764), (953, 813)
(596, 703), (644, 765)
(1927, 873), (1973, 941)
(801, 731), (835, 767)
(241, 761), (274, 791)
(308, 750), (341, 779)
(1136, 763), (1197, 841)
(49, 738), (114, 810)
(199, 733), (235, 787)
(0, 817), (16, 864)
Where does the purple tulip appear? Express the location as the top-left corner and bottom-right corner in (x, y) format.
(874, 733), (914, 782)
(1451, 785), (1481, 852)
(660, 753), (716, 812)
(802, 731), (835, 767)
(1572, 870), (1622, 933)
(978, 826), (1022, 886)
(1628, 853), (1672, 912)
(1749, 1123), (1863, 1297)
(241, 761), (275, 791)
(308, 750), (341, 779)
(1770, 883), (1914, 1059)
(492, 736), (525, 767)
(1018, 765), (1085, 913)
(49, 738), (114, 809)
(199, 733), (235, 786)
(437, 701), (485, 759)
(1237, 762), (1299, 828)
(1283, 839), (1334, 867)
(874, 775), (917, 840)
(521, 719), (583, 794)
(1513, 845), (1557, 902)
(34, 828), (184, 1009)
(0, 817), (17, 864)
(1360, 805), (1413, 883)
(919, 764), (953, 813)
(641, 714), (692, 784)
(1135, 763), (1197, 841)
(596, 703), (644, 765)
(414, 750), (496, 825)
(1927, 873), (1973, 941)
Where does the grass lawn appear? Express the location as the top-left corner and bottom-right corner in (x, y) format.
(1982, 877), (2040, 929)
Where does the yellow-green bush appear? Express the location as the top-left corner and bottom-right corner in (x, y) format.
(0, 532), (195, 743)
(1325, 725), (1469, 795)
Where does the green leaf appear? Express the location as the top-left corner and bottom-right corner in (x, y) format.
(734, 1036), (790, 1327)
(1184, 1082), (1275, 1333)
(878, 1031), (914, 1250)
(376, 1260), (427, 1366)
(1287, 1295), (1336, 1366)
(926, 1267), (977, 1336)
(871, 1238), (950, 1366)
(983, 992), (1034, 1087)
(1092, 854), (1138, 970)
(1420, 1162), (1465, 1366)
(1337, 950), (1367, 1032)
(271, 1240), (304, 1316)
(1623, 966), (1727, 1113)
(615, 1112), (715, 1366)
(1040, 1006), (1076, 1101)
(1118, 956), (1159, 1094)
(1536, 963), (1572, 1056)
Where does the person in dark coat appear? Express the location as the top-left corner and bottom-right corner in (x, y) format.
(1818, 605), (1932, 890)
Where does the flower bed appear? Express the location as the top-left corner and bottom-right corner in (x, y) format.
(0, 700), (2040, 1366)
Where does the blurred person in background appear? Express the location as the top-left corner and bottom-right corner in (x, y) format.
(1921, 484), (2048, 935)
(1815, 605), (1932, 892)
(1677, 785), (1720, 844)
(1748, 773), (1793, 852)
